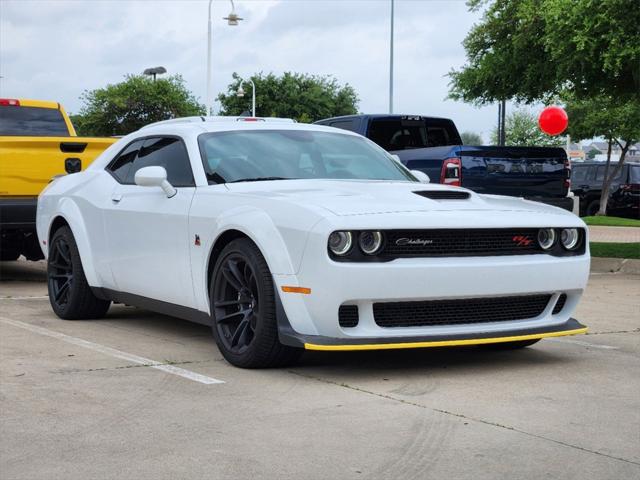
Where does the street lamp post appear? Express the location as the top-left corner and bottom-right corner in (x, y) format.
(389, 0), (394, 114)
(236, 77), (256, 117)
(206, 0), (243, 115)
(143, 66), (167, 81)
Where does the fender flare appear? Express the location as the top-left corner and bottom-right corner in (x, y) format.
(48, 198), (101, 287)
(194, 206), (310, 313)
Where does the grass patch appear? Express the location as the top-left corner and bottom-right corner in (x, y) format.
(590, 242), (640, 259)
(583, 216), (640, 227)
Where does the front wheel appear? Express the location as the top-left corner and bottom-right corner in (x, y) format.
(47, 226), (110, 320)
(585, 199), (600, 216)
(210, 238), (301, 368)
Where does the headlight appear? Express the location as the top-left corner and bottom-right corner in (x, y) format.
(328, 231), (353, 256)
(560, 228), (580, 250)
(537, 228), (556, 250)
(359, 231), (384, 255)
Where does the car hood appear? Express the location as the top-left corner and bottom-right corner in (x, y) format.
(224, 179), (568, 217)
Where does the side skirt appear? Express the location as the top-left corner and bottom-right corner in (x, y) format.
(92, 288), (212, 326)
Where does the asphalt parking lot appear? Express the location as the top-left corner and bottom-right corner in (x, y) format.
(1, 260), (638, 480)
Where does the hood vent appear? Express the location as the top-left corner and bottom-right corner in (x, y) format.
(414, 190), (470, 200)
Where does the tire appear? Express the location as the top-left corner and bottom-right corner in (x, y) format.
(210, 238), (302, 368)
(47, 226), (110, 320)
(480, 339), (541, 350)
(585, 199), (600, 216)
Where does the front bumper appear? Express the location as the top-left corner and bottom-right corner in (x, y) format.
(272, 217), (590, 348)
(281, 317), (587, 351)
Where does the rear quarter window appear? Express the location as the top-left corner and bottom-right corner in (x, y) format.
(329, 120), (357, 132)
(0, 106), (70, 136)
(572, 166), (588, 182)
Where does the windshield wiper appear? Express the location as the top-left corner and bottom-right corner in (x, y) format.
(230, 177), (297, 183)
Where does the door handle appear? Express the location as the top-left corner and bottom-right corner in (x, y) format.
(111, 193), (122, 203)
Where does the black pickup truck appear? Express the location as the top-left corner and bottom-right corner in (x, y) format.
(315, 114), (574, 211)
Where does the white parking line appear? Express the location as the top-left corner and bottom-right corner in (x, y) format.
(0, 316), (224, 385)
(0, 296), (49, 300)
(547, 337), (619, 350)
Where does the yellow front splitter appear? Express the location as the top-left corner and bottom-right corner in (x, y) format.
(304, 322), (587, 352)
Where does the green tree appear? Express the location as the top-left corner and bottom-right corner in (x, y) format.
(565, 95), (640, 215)
(586, 148), (599, 160)
(217, 72), (359, 122)
(460, 131), (483, 145)
(449, 0), (640, 105)
(490, 109), (563, 147)
(73, 74), (205, 136)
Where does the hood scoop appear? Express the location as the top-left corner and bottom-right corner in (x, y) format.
(413, 190), (470, 200)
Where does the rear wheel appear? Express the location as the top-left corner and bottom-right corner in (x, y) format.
(47, 226), (110, 319)
(480, 339), (540, 350)
(210, 238), (301, 368)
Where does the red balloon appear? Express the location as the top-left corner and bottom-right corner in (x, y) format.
(538, 106), (568, 136)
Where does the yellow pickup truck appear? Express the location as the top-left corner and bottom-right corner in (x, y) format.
(0, 98), (116, 260)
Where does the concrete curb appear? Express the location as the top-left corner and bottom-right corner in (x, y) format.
(590, 257), (640, 275)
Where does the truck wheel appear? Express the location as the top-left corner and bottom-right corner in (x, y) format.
(585, 200), (600, 216)
(210, 238), (302, 368)
(47, 226), (110, 320)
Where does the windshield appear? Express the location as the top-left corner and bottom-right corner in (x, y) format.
(198, 130), (416, 183)
(367, 116), (461, 151)
(0, 106), (70, 136)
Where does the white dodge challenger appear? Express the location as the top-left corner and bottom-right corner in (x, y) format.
(36, 117), (590, 368)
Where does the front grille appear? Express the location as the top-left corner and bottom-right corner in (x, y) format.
(373, 294), (551, 328)
(552, 294), (567, 314)
(414, 190), (470, 200)
(339, 305), (359, 328)
(384, 228), (542, 257)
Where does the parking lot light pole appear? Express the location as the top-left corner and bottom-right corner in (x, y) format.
(389, 0), (394, 114)
(236, 77), (256, 117)
(207, 0), (243, 115)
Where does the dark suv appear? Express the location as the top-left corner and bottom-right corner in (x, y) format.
(315, 114), (574, 211)
(571, 161), (640, 218)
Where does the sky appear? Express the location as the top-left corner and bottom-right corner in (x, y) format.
(0, 0), (508, 141)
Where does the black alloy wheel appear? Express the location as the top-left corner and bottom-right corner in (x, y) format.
(48, 236), (74, 309)
(213, 253), (260, 354)
(210, 238), (301, 368)
(47, 226), (110, 320)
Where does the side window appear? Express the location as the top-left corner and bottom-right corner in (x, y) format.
(106, 140), (144, 183)
(330, 120), (356, 132)
(125, 137), (194, 187)
(595, 166), (605, 182)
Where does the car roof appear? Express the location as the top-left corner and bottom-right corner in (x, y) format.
(139, 117), (362, 136)
(1, 98), (60, 109)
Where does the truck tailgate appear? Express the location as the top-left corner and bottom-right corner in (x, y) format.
(459, 146), (568, 198)
(0, 136), (116, 196)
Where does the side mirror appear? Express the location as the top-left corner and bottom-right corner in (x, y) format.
(411, 170), (430, 183)
(134, 166), (177, 198)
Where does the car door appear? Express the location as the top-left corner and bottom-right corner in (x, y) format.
(102, 136), (196, 307)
